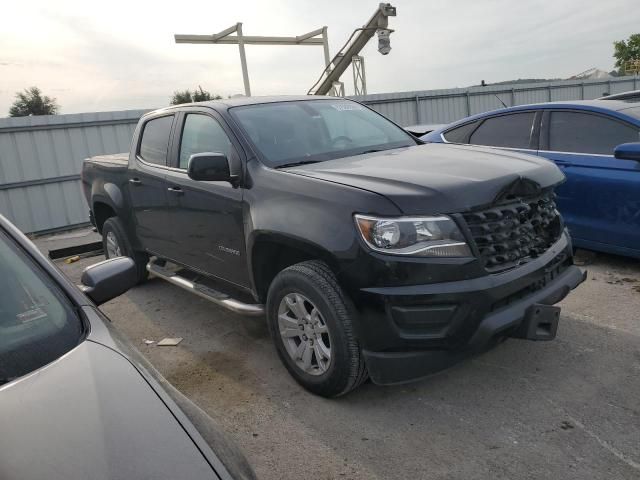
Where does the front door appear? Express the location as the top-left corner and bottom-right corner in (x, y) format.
(128, 114), (174, 254)
(164, 111), (249, 288)
(539, 110), (640, 255)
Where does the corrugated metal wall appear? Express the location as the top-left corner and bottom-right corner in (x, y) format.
(0, 110), (147, 233)
(352, 75), (640, 126)
(0, 74), (638, 233)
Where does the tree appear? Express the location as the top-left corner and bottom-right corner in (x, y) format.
(9, 87), (59, 117)
(171, 89), (193, 105)
(170, 86), (222, 105)
(613, 33), (640, 74)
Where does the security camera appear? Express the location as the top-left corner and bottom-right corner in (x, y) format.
(377, 29), (392, 55)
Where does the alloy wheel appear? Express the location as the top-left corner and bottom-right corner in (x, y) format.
(277, 293), (332, 375)
(105, 231), (122, 258)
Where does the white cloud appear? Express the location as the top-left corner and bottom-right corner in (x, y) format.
(1, 0), (638, 115)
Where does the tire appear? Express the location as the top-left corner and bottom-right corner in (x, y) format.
(101, 217), (149, 284)
(266, 260), (367, 397)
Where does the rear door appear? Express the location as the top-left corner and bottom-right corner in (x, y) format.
(128, 114), (174, 255)
(163, 109), (249, 288)
(539, 109), (640, 254)
(443, 110), (540, 156)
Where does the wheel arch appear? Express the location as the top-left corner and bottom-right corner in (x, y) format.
(250, 233), (339, 302)
(92, 199), (117, 233)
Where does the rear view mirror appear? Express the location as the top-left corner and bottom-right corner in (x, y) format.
(614, 142), (640, 161)
(80, 257), (137, 305)
(187, 152), (237, 184)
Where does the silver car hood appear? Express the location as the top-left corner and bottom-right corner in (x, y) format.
(0, 340), (217, 480)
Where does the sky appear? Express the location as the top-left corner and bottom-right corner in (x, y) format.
(1, 0), (638, 116)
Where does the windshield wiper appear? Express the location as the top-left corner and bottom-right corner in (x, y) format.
(275, 160), (321, 169)
(356, 143), (414, 155)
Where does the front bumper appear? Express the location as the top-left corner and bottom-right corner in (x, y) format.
(356, 233), (586, 385)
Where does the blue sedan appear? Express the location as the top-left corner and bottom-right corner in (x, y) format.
(422, 100), (640, 259)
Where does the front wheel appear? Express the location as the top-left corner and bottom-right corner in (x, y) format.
(101, 217), (149, 284)
(266, 260), (367, 397)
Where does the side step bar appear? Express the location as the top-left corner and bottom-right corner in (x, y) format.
(146, 260), (265, 316)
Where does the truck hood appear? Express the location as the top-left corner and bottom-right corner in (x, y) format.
(286, 143), (564, 214)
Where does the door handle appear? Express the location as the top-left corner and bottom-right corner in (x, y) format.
(129, 178), (142, 186)
(167, 186), (184, 196)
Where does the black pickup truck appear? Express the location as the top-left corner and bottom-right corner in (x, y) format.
(82, 96), (585, 397)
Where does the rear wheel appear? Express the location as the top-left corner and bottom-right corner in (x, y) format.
(266, 260), (367, 397)
(101, 217), (149, 284)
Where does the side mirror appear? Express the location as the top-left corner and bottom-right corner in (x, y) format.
(80, 257), (137, 305)
(614, 142), (640, 161)
(187, 152), (237, 184)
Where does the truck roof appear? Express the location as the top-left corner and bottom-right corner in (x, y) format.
(168, 95), (335, 110)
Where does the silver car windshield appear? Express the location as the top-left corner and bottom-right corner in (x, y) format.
(0, 231), (83, 385)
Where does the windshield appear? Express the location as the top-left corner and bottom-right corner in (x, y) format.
(0, 231), (83, 385)
(230, 99), (417, 167)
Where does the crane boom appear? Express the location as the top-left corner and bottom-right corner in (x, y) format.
(309, 3), (396, 96)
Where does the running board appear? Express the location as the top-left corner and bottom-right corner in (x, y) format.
(146, 260), (264, 316)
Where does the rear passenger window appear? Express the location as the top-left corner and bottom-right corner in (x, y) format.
(469, 112), (535, 149)
(549, 111), (639, 155)
(139, 116), (174, 165)
(443, 121), (480, 143)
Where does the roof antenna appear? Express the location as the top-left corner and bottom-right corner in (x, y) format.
(480, 80), (508, 108)
(493, 94), (508, 109)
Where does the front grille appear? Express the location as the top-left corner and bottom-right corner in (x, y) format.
(462, 190), (563, 273)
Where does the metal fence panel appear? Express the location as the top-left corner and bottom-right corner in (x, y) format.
(0, 110), (147, 233)
(514, 88), (550, 105)
(549, 85), (581, 101)
(420, 95), (468, 124)
(610, 79), (636, 94)
(353, 75), (640, 126)
(583, 83), (609, 99)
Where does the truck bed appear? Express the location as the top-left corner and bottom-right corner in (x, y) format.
(82, 153), (129, 207)
(84, 153), (128, 168)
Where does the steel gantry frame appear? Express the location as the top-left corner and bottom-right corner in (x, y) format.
(307, 3), (396, 96)
(174, 3), (396, 97)
(175, 24), (331, 96)
(352, 55), (367, 95)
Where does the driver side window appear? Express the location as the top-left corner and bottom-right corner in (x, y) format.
(179, 114), (233, 169)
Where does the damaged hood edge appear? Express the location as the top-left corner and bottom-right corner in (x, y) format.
(285, 143), (565, 214)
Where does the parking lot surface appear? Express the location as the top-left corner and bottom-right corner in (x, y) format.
(38, 231), (640, 480)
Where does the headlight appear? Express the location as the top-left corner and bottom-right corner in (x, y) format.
(354, 214), (472, 257)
